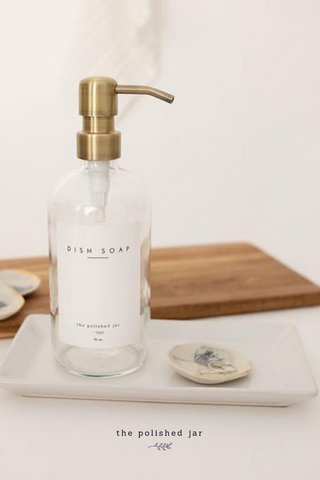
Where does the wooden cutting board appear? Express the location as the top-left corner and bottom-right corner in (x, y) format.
(1, 243), (320, 339)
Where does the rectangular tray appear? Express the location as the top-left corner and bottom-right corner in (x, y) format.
(0, 315), (317, 406)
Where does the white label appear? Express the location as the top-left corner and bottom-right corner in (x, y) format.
(57, 222), (140, 349)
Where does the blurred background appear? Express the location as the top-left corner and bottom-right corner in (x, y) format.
(1, 0), (320, 282)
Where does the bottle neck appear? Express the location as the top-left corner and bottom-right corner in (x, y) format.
(80, 159), (119, 170)
(83, 160), (114, 210)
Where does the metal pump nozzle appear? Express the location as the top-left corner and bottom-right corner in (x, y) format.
(77, 77), (174, 161)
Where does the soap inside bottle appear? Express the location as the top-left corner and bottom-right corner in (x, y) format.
(49, 159), (151, 377)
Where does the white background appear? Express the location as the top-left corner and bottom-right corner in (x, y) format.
(1, 1), (320, 479)
(1, 0), (320, 284)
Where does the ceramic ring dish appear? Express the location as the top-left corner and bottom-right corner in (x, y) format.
(0, 269), (41, 321)
(0, 269), (41, 296)
(168, 343), (252, 384)
(0, 284), (25, 321)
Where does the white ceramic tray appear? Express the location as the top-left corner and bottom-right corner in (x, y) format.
(0, 315), (317, 406)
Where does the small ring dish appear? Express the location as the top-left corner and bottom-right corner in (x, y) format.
(0, 284), (25, 321)
(0, 269), (41, 296)
(168, 343), (252, 384)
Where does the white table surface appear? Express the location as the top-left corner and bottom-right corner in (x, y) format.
(0, 308), (319, 480)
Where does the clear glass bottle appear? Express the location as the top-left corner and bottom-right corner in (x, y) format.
(49, 159), (151, 377)
(48, 76), (173, 378)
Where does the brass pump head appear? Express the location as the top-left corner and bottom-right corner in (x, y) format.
(77, 77), (174, 161)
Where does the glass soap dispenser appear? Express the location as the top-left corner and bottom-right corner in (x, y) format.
(48, 77), (174, 377)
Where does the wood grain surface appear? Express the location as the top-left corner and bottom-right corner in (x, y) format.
(1, 243), (320, 339)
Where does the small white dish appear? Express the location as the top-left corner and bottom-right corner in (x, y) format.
(0, 315), (317, 406)
(0, 269), (41, 296)
(0, 284), (25, 321)
(168, 343), (252, 384)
